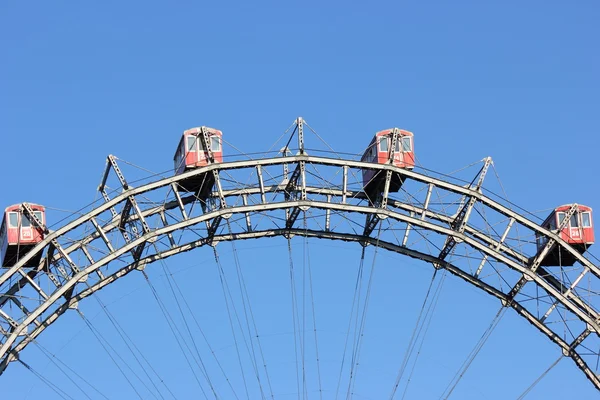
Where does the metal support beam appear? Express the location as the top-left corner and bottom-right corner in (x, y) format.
(2, 193), (600, 391)
(285, 154), (307, 229)
(380, 170), (393, 209)
(80, 245), (94, 264)
(286, 207), (302, 230)
(17, 269), (48, 301)
(242, 194), (252, 232)
(99, 187), (121, 227)
(0, 310), (20, 334)
(171, 183), (188, 220)
(79, 246), (103, 280)
(475, 218), (515, 277)
(97, 157), (112, 194)
(211, 170), (227, 209)
(91, 218), (115, 253)
(100, 155), (150, 241)
(506, 204), (578, 303)
(106, 155), (151, 236)
(297, 117), (305, 155)
(256, 166), (266, 204)
(285, 163), (307, 229)
(197, 127), (215, 164)
(421, 184), (433, 220)
(9, 298), (40, 328)
(118, 200), (133, 233)
(3, 155), (600, 392)
(132, 242), (146, 262)
(325, 195), (331, 231)
(44, 269), (62, 288)
(342, 166), (348, 204)
(402, 211), (415, 246)
(363, 214), (381, 238)
(402, 185), (433, 247)
(22, 204), (80, 278)
(207, 216), (223, 241)
(363, 192), (385, 237)
(106, 155), (129, 190)
(388, 128), (400, 163)
(437, 157), (493, 262)
(159, 211), (176, 248)
(285, 164), (302, 200)
(541, 267), (590, 322)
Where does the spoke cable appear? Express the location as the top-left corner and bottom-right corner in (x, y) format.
(19, 358), (76, 400)
(287, 237), (303, 400)
(140, 271), (210, 399)
(151, 249), (220, 399)
(225, 219), (275, 399)
(76, 310), (146, 400)
(516, 355), (563, 400)
(213, 243), (267, 399)
(33, 341), (110, 400)
(346, 224), (383, 399)
(334, 248), (366, 399)
(400, 271), (447, 400)
(440, 307), (507, 399)
(303, 214), (324, 399)
(155, 253), (241, 400)
(90, 291), (174, 400)
(389, 268), (442, 398)
(212, 247), (253, 399)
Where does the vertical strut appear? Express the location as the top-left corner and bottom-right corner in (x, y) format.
(325, 195), (331, 231)
(171, 183), (188, 220)
(342, 165), (348, 204)
(297, 117), (304, 155)
(242, 194), (252, 232)
(401, 184), (433, 247)
(159, 211), (177, 248)
(388, 128), (400, 163)
(402, 211), (415, 246)
(475, 218), (515, 278)
(380, 170), (393, 209)
(421, 184), (433, 220)
(211, 169), (227, 209)
(256, 166), (266, 204)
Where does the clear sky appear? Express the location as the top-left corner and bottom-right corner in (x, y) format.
(1, 1), (600, 399)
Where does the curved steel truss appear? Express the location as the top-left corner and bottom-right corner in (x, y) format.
(1, 154), (600, 389)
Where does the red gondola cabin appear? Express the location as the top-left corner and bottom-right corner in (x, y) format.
(0, 204), (46, 267)
(536, 204), (594, 266)
(361, 128), (415, 199)
(173, 126), (223, 194)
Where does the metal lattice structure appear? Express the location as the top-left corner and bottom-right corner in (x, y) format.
(1, 120), (600, 392)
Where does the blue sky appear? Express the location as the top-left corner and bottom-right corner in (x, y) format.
(1, 1), (600, 399)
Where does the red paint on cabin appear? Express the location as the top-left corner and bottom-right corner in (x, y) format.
(0, 204), (46, 267)
(536, 204), (594, 266)
(361, 129), (415, 190)
(539, 204), (594, 246)
(174, 127), (223, 175)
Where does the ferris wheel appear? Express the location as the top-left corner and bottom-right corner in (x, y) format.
(0, 118), (598, 399)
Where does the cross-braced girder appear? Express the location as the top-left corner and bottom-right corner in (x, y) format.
(0, 155), (599, 391)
